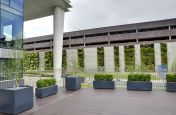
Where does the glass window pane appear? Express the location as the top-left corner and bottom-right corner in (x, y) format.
(1, 0), (10, 5)
(3, 25), (12, 41)
(10, 0), (24, 12)
(1, 10), (23, 48)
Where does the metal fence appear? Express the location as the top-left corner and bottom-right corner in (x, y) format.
(64, 67), (168, 90)
(0, 68), (171, 89)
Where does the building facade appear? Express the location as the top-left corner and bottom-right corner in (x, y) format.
(0, 0), (71, 81)
(24, 18), (176, 72)
(0, 0), (24, 80)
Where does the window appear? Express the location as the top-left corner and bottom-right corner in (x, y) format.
(138, 26), (169, 32)
(3, 25), (12, 41)
(171, 25), (176, 29)
(1, 0), (10, 5)
(10, 0), (24, 12)
(110, 30), (136, 35)
(0, 10), (23, 48)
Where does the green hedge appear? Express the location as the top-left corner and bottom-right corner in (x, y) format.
(78, 48), (84, 68)
(41, 74), (54, 78)
(36, 79), (56, 88)
(97, 47), (104, 67)
(114, 47), (119, 69)
(62, 50), (66, 70)
(161, 43), (167, 66)
(128, 74), (151, 81)
(141, 44), (155, 71)
(94, 74), (113, 81)
(23, 52), (39, 71)
(166, 74), (176, 82)
(45, 51), (53, 70)
(23, 44), (168, 72)
(125, 45), (135, 72)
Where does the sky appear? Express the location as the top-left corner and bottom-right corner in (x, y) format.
(24, 0), (176, 38)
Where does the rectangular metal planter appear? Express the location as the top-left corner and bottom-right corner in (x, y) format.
(166, 82), (176, 92)
(35, 85), (58, 98)
(65, 77), (82, 91)
(93, 81), (115, 89)
(127, 81), (152, 91)
(0, 86), (33, 115)
(0, 79), (25, 89)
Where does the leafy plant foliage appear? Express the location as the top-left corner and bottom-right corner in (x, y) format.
(125, 45), (135, 72)
(161, 43), (167, 66)
(114, 47), (119, 70)
(23, 51), (39, 71)
(97, 47), (104, 67)
(94, 74), (113, 81)
(128, 74), (151, 81)
(166, 74), (176, 82)
(36, 79), (56, 88)
(23, 44), (168, 72)
(45, 51), (53, 70)
(78, 48), (84, 69)
(141, 44), (155, 71)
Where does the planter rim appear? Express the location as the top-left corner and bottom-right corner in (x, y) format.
(36, 85), (57, 89)
(128, 81), (151, 83)
(66, 76), (81, 78)
(0, 86), (32, 90)
(94, 80), (114, 82)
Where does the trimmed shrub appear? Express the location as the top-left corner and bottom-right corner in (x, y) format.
(94, 74), (113, 81)
(41, 74), (54, 77)
(36, 79), (56, 88)
(128, 74), (151, 82)
(166, 74), (176, 82)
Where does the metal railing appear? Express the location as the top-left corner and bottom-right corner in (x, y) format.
(0, 67), (171, 89)
(63, 67), (168, 89)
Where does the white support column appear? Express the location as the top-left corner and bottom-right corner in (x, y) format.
(39, 51), (45, 71)
(119, 46), (125, 72)
(104, 47), (115, 73)
(66, 49), (78, 72)
(135, 44), (141, 70)
(53, 7), (65, 81)
(84, 48), (97, 72)
(154, 43), (161, 71)
(167, 42), (176, 71)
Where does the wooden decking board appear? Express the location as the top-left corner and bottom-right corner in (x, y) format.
(0, 88), (176, 115)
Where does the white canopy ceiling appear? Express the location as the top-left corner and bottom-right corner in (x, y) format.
(24, 0), (71, 21)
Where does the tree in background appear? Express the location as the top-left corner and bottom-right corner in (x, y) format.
(141, 44), (155, 72)
(78, 48), (84, 70)
(97, 47), (104, 71)
(114, 47), (119, 71)
(125, 45), (135, 72)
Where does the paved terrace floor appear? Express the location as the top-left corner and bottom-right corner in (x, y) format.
(1, 88), (176, 115)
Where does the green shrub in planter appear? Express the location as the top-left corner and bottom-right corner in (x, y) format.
(93, 74), (114, 89)
(94, 74), (113, 81)
(36, 79), (56, 88)
(166, 74), (176, 92)
(166, 74), (176, 82)
(128, 74), (151, 81)
(127, 74), (152, 91)
(41, 74), (54, 78)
